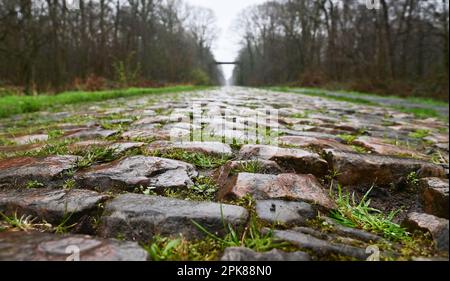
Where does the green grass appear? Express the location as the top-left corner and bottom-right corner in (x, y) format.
(0, 86), (209, 119)
(337, 134), (358, 144)
(25, 180), (45, 189)
(330, 185), (410, 242)
(393, 106), (441, 119)
(230, 160), (268, 175)
(269, 87), (448, 120)
(149, 148), (231, 169)
(163, 176), (218, 201)
(73, 146), (118, 169)
(408, 129), (431, 139)
(0, 211), (37, 231)
(143, 235), (222, 261)
(271, 87), (378, 106)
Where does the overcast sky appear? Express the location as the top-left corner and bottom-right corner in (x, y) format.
(186, 0), (267, 80)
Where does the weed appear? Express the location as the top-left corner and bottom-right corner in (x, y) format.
(163, 176), (218, 201)
(47, 129), (64, 139)
(192, 214), (291, 252)
(143, 235), (222, 261)
(53, 212), (77, 234)
(0, 211), (37, 231)
(231, 161), (265, 175)
(337, 134), (358, 145)
(330, 185), (410, 242)
(290, 111), (310, 119)
(408, 129), (430, 140)
(26, 180), (45, 189)
(351, 145), (370, 154)
(62, 178), (76, 189)
(405, 172), (419, 187)
(74, 146), (118, 169)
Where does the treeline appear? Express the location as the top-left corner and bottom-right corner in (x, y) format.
(0, 0), (223, 95)
(233, 0), (449, 100)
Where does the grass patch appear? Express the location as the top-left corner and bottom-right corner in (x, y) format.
(25, 180), (45, 189)
(73, 146), (118, 169)
(268, 87), (448, 120)
(408, 129), (430, 139)
(330, 185), (410, 242)
(143, 236), (222, 261)
(149, 148), (230, 169)
(230, 160), (266, 175)
(0, 86), (210, 119)
(0, 211), (38, 231)
(393, 106), (441, 119)
(272, 87), (378, 106)
(337, 134), (358, 144)
(163, 176), (218, 201)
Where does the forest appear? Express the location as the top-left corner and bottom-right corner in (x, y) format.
(232, 0), (449, 100)
(0, 0), (223, 95)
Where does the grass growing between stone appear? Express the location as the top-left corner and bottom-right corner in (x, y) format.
(143, 236), (223, 261)
(0, 86), (210, 119)
(330, 185), (410, 242)
(149, 148), (231, 169)
(0, 212), (38, 231)
(162, 176), (219, 202)
(73, 146), (118, 169)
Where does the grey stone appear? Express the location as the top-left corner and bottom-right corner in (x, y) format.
(255, 200), (315, 225)
(99, 194), (248, 242)
(0, 231), (148, 261)
(220, 247), (310, 261)
(0, 188), (108, 224)
(75, 156), (198, 192)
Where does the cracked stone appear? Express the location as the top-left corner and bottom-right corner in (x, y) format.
(75, 156), (198, 192)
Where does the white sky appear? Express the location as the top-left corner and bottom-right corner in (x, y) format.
(185, 0), (267, 80)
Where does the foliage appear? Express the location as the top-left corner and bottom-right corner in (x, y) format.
(190, 69), (211, 86)
(0, 86), (208, 118)
(330, 185), (410, 242)
(149, 148), (230, 169)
